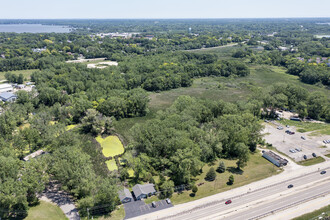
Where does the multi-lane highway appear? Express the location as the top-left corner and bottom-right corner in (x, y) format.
(167, 168), (330, 220)
(130, 164), (330, 220)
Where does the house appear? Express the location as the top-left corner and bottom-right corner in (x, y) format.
(132, 184), (156, 200)
(262, 151), (288, 167)
(23, 150), (46, 161)
(0, 92), (17, 102)
(16, 84), (26, 89)
(0, 83), (13, 93)
(118, 188), (133, 203)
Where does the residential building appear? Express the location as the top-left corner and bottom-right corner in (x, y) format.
(118, 188), (133, 203)
(132, 184), (156, 200)
(0, 92), (17, 102)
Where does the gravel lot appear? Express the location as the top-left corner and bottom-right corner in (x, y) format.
(262, 121), (330, 162)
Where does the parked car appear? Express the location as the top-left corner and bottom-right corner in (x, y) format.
(286, 125), (290, 128)
(152, 201), (156, 208)
(312, 153), (316, 157)
(277, 126), (283, 130)
(303, 155), (307, 160)
(288, 184), (294, 188)
(295, 148), (300, 152)
(289, 149), (296, 153)
(225, 200), (232, 205)
(166, 198), (171, 204)
(320, 171), (326, 175)
(301, 136), (305, 140)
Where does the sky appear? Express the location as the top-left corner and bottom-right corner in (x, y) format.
(0, 0), (330, 19)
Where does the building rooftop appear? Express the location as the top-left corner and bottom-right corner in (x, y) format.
(133, 184), (156, 196)
(263, 151), (288, 164)
(0, 92), (16, 100)
(118, 188), (133, 201)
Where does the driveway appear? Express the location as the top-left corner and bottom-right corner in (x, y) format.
(124, 199), (173, 219)
(40, 181), (80, 220)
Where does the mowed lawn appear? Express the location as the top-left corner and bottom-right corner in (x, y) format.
(146, 151), (281, 205)
(106, 159), (118, 171)
(25, 201), (67, 220)
(0, 69), (40, 81)
(96, 135), (124, 157)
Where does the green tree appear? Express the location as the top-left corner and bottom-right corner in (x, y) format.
(205, 167), (216, 181)
(216, 161), (226, 173)
(192, 185), (198, 195)
(159, 180), (174, 199)
(228, 175), (234, 185)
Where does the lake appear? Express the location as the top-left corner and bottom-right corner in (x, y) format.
(0, 24), (72, 33)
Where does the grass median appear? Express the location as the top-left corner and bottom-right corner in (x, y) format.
(297, 156), (325, 166)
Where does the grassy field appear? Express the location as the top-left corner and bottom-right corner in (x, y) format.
(96, 135), (125, 157)
(0, 69), (39, 81)
(80, 205), (125, 220)
(297, 156), (326, 166)
(292, 204), (330, 220)
(145, 151), (281, 205)
(25, 201), (67, 220)
(325, 154), (330, 158)
(65, 124), (77, 131)
(148, 65), (330, 113)
(281, 119), (330, 136)
(106, 159), (118, 171)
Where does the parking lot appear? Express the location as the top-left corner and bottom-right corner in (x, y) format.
(124, 199), (173, 219)
(262, 121), (330, 162)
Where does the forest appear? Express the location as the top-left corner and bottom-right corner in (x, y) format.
(0, 18), (329, 218)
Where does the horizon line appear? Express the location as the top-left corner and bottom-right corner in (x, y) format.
(0, 17), (330, 20)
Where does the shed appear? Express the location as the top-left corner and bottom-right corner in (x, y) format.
(132, 184), (156, 200)
(23, 150), (46, 161)
(118, 188), (133, 203)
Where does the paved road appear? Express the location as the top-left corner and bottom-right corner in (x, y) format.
(226, 182), (330, 220)
(169, 168), (330, 220)
(183, 43), (239, 52)
(130, 163), (330, 220)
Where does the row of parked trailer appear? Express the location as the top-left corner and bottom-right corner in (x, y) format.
(323, 140), (330, 144)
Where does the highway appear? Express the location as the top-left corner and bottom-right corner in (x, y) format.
(168, 168), (330, 220)
(130, 165), (330, 220)
(226, 182), (330, 220)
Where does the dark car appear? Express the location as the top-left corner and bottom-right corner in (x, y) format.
(288, 184), (293, 188)
(320, 171), (326, 175)
(225, 200), (232, 205)
(303, 155), (307, 160)
(312, 153), (316, 157)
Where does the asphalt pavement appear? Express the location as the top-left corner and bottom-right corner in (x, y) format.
(130, 163), (330, 220)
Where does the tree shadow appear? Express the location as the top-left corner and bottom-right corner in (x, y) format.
(227, 167), (244, 175)
(189, 193), (196, 197)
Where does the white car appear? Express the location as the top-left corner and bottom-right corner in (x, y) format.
(166, 198), (171, 204)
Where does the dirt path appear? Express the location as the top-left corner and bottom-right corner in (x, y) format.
(183, 43), (239, 52)
(40, 181), (80, 220)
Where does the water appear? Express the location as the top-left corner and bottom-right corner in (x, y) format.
(0, 24), (72, 33)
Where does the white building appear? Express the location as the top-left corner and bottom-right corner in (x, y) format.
(0, 84), (13, 93)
